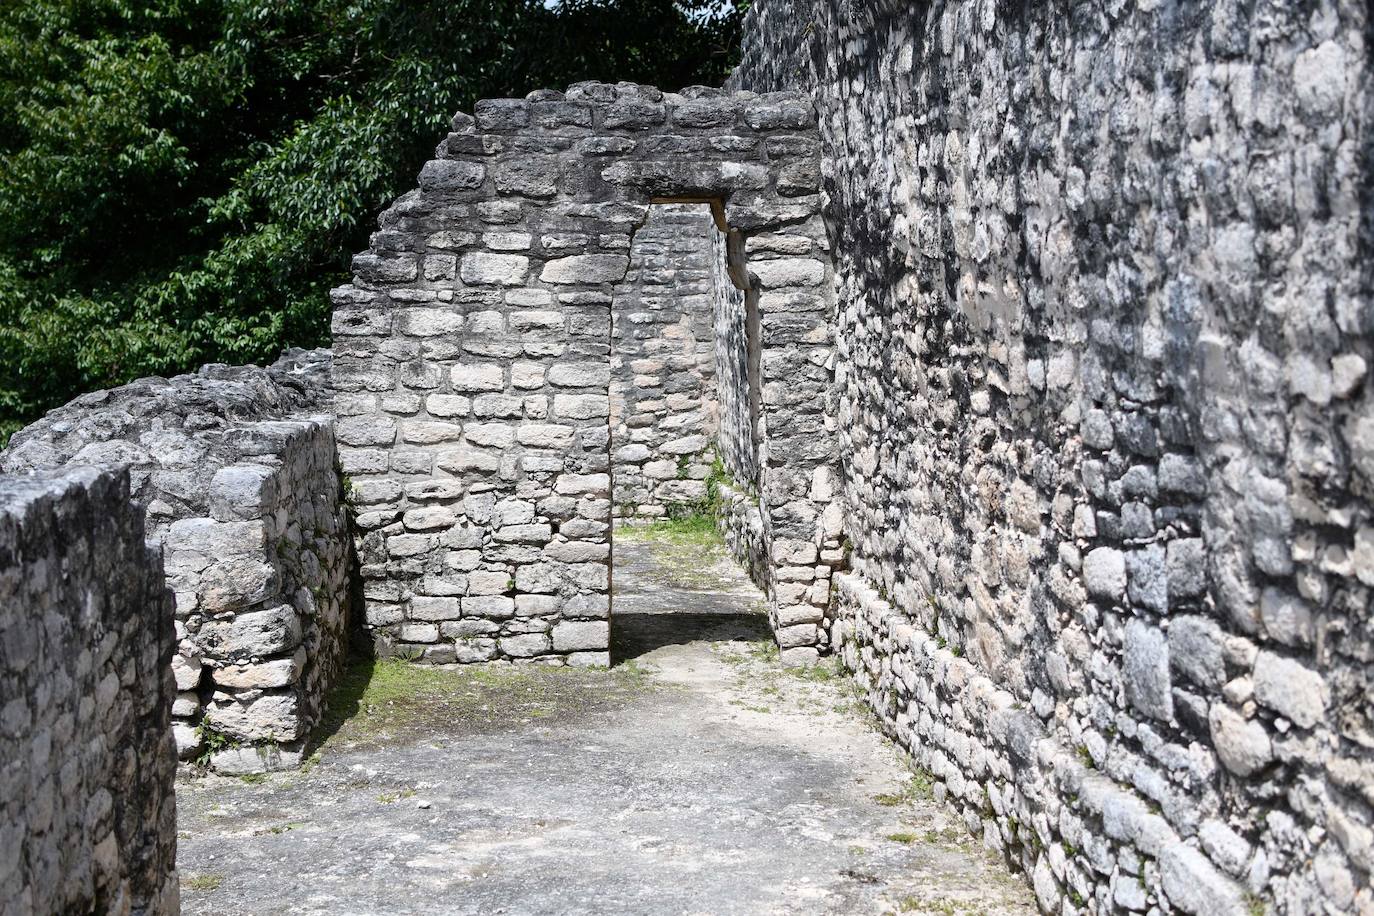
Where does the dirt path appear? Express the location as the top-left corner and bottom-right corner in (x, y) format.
(176, 526), (1036, 915)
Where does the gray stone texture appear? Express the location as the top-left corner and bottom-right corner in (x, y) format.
(332, 81), (835, 665)
(734, 0), (1373, 912)
(0, 4), (1367, 910)
(0, 467), (178, 914)
(610, 203), (720, 519)
(1, 350), (353, 768)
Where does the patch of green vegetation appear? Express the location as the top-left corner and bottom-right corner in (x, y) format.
(238, 772), (267, 785)
(615, 511), (732, 588)
(183, 874), (224, 892)
(311, 654), (658, 753)
(1245, 892), (1268, 916)
(1075, 744), (1095, 769)
(194, 719), (239, 768)
(616, 512), (721, 547)
(896, 896), (970, 915)
(788, 658), (842, 682)
(886, 832), (920, 844)
(747, 640), (780, 664)
(257, 822), (305, 835)
(873, 768), (936, 807)
(377, 789), (416, 804)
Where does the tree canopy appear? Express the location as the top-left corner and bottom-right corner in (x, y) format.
(0, 0), (745, 442)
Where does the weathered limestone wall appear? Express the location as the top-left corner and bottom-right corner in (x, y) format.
(164, 420), (351, 771)
(0, 467), (178, 915)
(332, 82), (837, 665)
(611, 202), (720, 519)
(1, 351), (352, 770)
(710, 224), (760, 494)
(733, 1), (1372, 913)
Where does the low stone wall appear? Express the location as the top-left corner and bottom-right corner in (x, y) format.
(164, 419), (351, 771)
(715, 481), (769, 591)
(0, 466), (178, 914)
(1, 350), (353, 769)
(611, 203), (721, 519)
(835, 573), (1252, 915)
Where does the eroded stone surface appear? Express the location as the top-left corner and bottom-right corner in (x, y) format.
(734, 0), (1373, 911)
(1, 350), (352, 765)
(0, 467), (178, 914)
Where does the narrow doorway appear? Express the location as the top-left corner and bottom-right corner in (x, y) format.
(607, 202), (770, 664)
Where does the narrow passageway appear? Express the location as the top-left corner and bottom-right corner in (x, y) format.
(176, 525), (1035, 915)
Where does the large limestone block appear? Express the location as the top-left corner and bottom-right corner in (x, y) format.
(540, 254), (630, 284)
(198, 605), (302, 660)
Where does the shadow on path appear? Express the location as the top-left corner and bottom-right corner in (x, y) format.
(610, 610), (770, 664)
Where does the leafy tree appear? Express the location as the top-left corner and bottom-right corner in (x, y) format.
(0, 0), (745, 443)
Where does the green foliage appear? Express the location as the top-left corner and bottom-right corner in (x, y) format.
(193, 717), (237, 766)
(615, 511), (720, 547)
(872, 769), (935, 807)
(0, 0), (747, 444)
(183, 873), (225, 892)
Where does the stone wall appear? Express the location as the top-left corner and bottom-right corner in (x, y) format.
(732, 0), (1372, 913)
(611, 202), (720, 520)
(163, 420), (351, 771)
(710, 222), (761, 494)
(0, 466), (178, 915)
(1, 350), (353, 770)
(332, 82), (838, 665)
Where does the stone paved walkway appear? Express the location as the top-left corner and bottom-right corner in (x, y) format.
(176, 526), (1036, 915)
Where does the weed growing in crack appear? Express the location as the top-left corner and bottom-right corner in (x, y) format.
(873, 768), (936, 807)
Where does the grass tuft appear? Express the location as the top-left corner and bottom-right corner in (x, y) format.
(183, 873), (224, 892)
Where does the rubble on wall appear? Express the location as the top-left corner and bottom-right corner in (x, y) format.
(1, 350), (352, 770)
(732, 0), (1373, 912)
(0, 467), (179, 914)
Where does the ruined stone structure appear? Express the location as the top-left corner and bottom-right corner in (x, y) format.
(729, 0), (1373, 913)
(1, 467), (178, 915)
(331, 82), (837, 667)
(610, 202), (720, 520)
(0, 352), (352, 770)
(0, 1), (1370, 913)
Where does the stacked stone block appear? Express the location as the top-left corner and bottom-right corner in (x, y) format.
(735, 0), (1372, 911)
(164, 420), (351, 770)
(710, 224), (760, 492)
(0, 467), (178, 915)
(332, 81), (836, 665)
(1, 351), (353, 770)
(610, 202), (720, 519)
